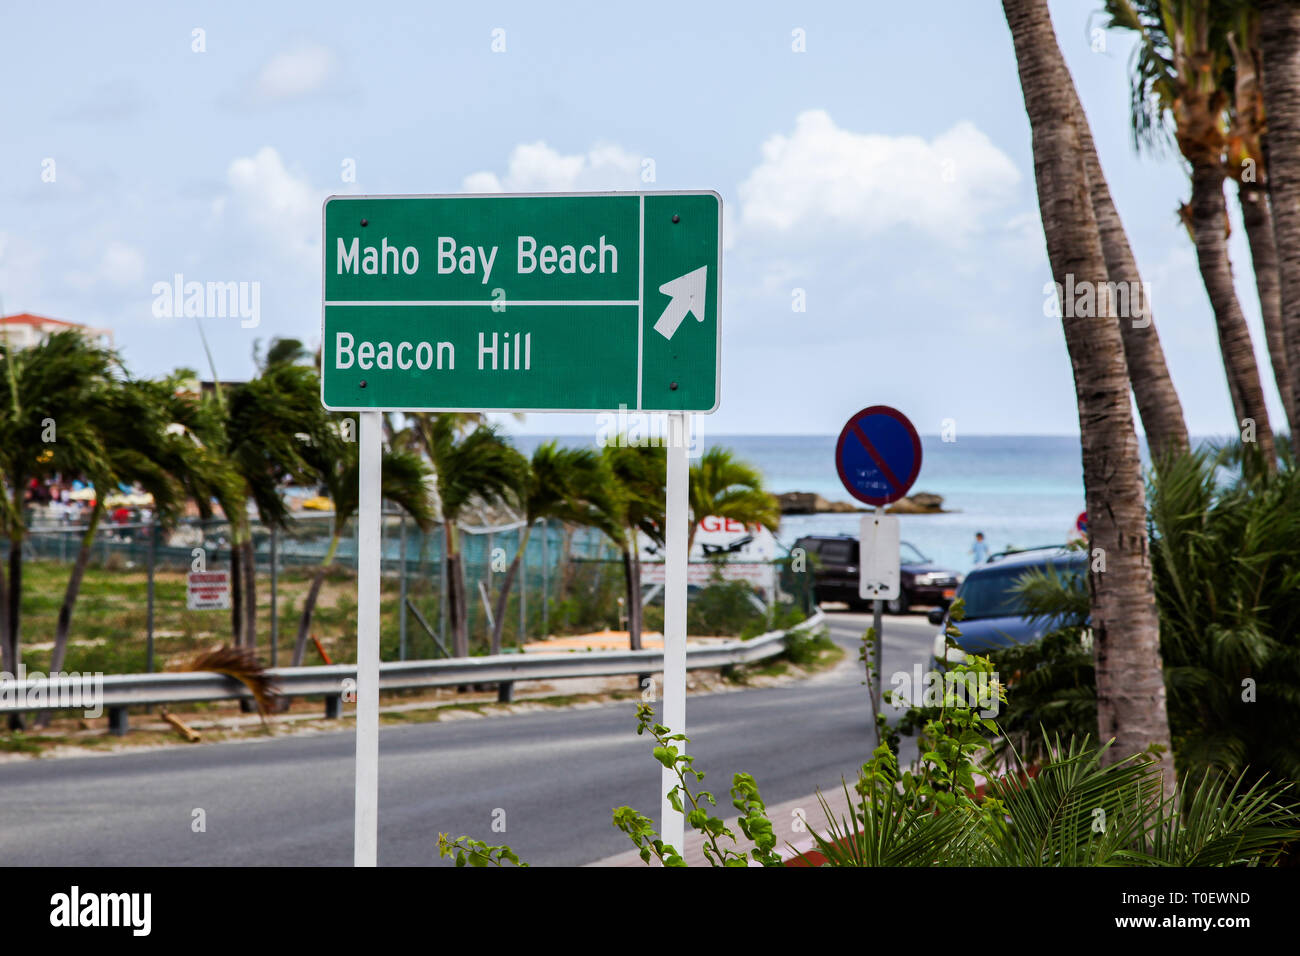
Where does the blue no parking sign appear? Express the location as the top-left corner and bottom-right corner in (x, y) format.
(835, 405), (923, 507)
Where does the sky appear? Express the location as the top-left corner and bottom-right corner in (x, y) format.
(0, 0), (1279, 438)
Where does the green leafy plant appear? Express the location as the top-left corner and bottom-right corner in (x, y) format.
(436, 833), (528, 867)
(982, 447), (1300, 785)
(611, 702), (783, 867)
(609, 603), (1298, 867)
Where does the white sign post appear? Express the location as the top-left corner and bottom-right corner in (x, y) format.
(661, 412), (690, 852)
(355, 410), (382, 866)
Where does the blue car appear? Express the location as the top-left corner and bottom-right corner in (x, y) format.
(929, 546), (1088, 659)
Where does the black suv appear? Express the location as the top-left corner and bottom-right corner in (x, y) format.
(785, 534), (961, 613)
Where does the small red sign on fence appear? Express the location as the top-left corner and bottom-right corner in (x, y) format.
(187, 571), (230, 610)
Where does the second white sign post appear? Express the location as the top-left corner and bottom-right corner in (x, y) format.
(661, 412), (690, 851)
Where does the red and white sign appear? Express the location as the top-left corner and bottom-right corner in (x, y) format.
(639, 516), (776, 588)
(187, 571), (231, 610)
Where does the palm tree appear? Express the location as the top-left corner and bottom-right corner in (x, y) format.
(687, 447), (780, 552)
(0, 331), (114, 727)
(487, 442), (611, 654)
(46, 377), (192, 677)
(1259, 0), (1300, 456)
(406, 415), (526, 656)
(1102, 0), (1276, 466)
(1002, 0), (1177, 789)
(805, 736), (1298, 868)
(31, 374), (223, 728)
(219, 362), (333, 652)
(290, 424), (434, 666)
(1061, 82), (1190, 459)
(598, 442), (665, 650)
(1223, 5), (1296, 432)
(256, 336), (311, 371)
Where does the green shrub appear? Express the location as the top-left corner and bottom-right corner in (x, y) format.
(783, 626), (835, 667)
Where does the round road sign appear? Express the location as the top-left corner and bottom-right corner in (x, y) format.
(834, 405), (923, 507)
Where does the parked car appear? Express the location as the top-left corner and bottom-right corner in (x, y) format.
(929, 546), (1088, 659)
(785, 534), (961, 613)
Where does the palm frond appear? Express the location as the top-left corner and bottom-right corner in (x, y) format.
(182, 645), (280, 720)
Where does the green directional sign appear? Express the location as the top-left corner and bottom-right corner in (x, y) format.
(320, 191), (721, 413)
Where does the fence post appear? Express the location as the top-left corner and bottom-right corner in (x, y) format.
(146, 520), (157, 675)
(440, 523), (449, 651)
(540, 519), (549, 639)
(399, 514), (408, 661)
(269, 525), (278, 667)
(467, 532), (475, 646)
(108, 706), (129, 736)
(518, 525), (526, 647)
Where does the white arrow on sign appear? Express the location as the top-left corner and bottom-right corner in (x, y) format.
(653, 266), (708, 340)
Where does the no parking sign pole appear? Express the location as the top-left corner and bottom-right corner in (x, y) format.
(835, 406), (922, 715)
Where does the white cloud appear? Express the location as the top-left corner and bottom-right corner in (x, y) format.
(463, 141), (643, 192)
(736, 110), (1021, 242)
(100, 241), (146, 285)
(0, 232), (46, 306)
(63, 239), (145, 291)
(225, 147), (319, 266)
(256, 44), (337, 101)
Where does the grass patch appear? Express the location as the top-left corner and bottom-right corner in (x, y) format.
(0, 734), (47, 755)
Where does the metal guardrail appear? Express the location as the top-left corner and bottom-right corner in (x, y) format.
(0, 611), (825, 734)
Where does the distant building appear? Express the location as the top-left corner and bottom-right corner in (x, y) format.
(0, 313), (114, 350)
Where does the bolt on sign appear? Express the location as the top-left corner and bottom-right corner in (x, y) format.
(321, 192), (722, 413)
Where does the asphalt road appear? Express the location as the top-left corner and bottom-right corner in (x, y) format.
(0, 611), (938, 867)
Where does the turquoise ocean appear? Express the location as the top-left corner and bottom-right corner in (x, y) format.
(513, 434), (1098, 574)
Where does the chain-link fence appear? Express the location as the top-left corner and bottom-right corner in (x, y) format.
(8, 510), (806, 675)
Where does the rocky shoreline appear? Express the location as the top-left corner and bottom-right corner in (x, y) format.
(776, 491), (951, 515)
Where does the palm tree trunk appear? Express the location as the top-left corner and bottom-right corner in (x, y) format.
(1189, 158), (1277, 466)
(446, 524), (469, 656)
(626, 539), (645, 651)
(489, 525), (531, 655)
(0, 537), (9, 673)
(557, 523), (576, 603)
(35, 502), (104, 728)
(1065, 87), (1189, 460)
(242, 533), (257, 653)
(291, 530), (341, 666)
(1239, 179), (1296, 433)
(229, 531), (243, 646)
(50, 503), (103, 673)
(1260, 0), (1300, 457)
(7, 486), (25, 729)
(1002, 0), (1175, 789)
(631, 546), (644, 650)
